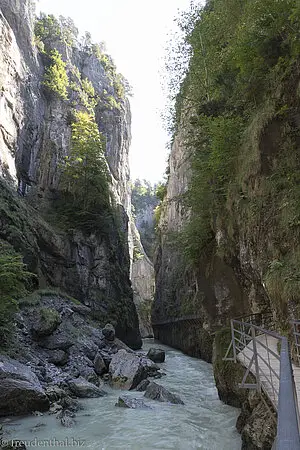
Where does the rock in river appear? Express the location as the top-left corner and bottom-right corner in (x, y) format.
(109, 349), (152, 390)
(135, 379), (150, 392)
(147, 348), (166, 363)
(115, 395), (151, 409)
(67, 377), (107, 398)
(0, 356), (49, 416)
(144, 382), (184, 405)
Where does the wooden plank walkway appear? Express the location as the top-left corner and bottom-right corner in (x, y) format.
(237, 334), (300, 412)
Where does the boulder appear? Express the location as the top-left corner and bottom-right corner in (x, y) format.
(94, 353), (107, 376)
(60, 411), (76, 428)
(66, 353), (98, 384)
(59, 396), (81, 413)
(76, 337), (98, 361)
(45, 385), (66, 403)
(135, 379), (150, 392)
(139, 357), (160, 377)
(0, 378), (49, 417)
(144, 382), (184, 405)
(109, 349), (148, 390)
(67, 377), (107, 398)
(38, 331), (74, 351)
(147, 348), (165, 363)
(102, 323), (115, 341)
(0, 355), (40, 383)
(0, 356), (49, 416)
(31, 308), (62, 338)
(47, 350), (68, 366)
(115, 395), (151, 409)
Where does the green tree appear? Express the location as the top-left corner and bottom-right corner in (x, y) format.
(59, 111), (111, 232)
(34, 14), (61, 44)
(43, 49), (69, 99)
(165, 0), (300, 266)
(0, 242), (35, 341)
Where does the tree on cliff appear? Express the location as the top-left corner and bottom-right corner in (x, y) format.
(0, 242), (35, 344)
(59, 111), (111, 233)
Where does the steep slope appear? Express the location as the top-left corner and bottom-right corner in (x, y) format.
(0, 0), (141, 348)
(154, 0), (300, 358)
(154, 0), (300, 446)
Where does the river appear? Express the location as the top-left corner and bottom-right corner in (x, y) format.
(1, 339), (241, 449)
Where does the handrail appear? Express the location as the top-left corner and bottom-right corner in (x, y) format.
(152, 314), (203, 326)
(277, 337), (300, 449)
(224, 317), (300, 449)
(292, 320), (300, 365)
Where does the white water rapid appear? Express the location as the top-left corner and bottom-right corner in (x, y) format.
(1, 339), (241, 449)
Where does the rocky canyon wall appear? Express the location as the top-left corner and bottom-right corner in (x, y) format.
(0, 0), (142, 348)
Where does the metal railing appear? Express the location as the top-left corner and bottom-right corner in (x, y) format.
(292, 320), (300, 366)
(224, 317), (300, 449)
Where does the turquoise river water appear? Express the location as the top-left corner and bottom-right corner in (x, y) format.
(1, 339), (241, 450)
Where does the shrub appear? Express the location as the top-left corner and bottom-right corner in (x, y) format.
(0, 242), (35, 342)
(43, 49), (69, 100)
(59, 111), (111, 233)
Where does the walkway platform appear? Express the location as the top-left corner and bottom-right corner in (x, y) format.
(237, 334), (300, 412)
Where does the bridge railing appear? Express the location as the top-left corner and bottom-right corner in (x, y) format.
(292, 320), (300, 366)
(224, 318), (300, 449)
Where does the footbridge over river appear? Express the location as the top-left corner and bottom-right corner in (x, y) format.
(153, 313), (300, 449)
(223, 314), (300, 450)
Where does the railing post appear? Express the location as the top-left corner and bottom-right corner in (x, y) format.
(277, 337), (300, 449)
(251, 325), (261, 393)
(231, 319), (237, 363)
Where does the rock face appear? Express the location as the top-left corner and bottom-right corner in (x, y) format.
(0, 355), (49, 416)
(131, 222), (155, 338)
(144, 382), (184, 405)
(0, 0), (142, 349)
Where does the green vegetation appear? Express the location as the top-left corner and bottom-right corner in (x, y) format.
(43, 49), (69, 100)
(0, 241), (35, 343)
(39, 307), (61, 329)
(89, 43), (132, 99)
(133, 246), (144, 262)
(34, 13), (78, 48)
(20, 288), (81, 307)
(58, 111), (111, 233)
(34, 14), (61, 46)
(80, 78), (98, 111)
(166, 0), (300, 312)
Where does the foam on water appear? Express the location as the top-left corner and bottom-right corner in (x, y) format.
(1, 339), (241, 450)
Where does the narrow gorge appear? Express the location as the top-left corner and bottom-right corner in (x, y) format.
(0, 0), (300, 449)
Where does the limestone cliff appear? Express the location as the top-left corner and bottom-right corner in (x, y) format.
(153, 0), (300, 357)
(154, 1), (300, 447)
(153, 107), (254, 361)
(131, 221), (155, 338)
(0, 0), (141, 348)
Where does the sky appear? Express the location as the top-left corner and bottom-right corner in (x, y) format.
(36, 0), (194, 183)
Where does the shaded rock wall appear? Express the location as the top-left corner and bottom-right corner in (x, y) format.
(0, 0), (141, 348)
(131, 222), (155, 338)
(153, 120), (264, 358)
